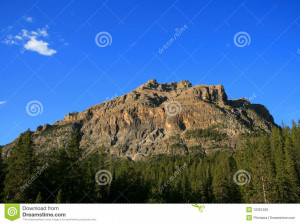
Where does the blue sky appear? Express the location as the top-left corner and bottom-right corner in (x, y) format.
(0, 0), (299, 145)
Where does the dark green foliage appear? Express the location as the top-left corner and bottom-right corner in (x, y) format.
(234, 135), (277, 203)
(1, 121), (300, 203)
(55, 189), (63, 203)
(170, 143), (185, 149)
(35, 192), (42, 203)
(0, 147), (5, 202)
(185, 127), (227, 141)
(211, 153), (240, 202)
(3, 130), (37, 203)
(52, 129), (84, 203)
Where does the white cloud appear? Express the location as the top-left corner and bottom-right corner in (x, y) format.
(31, 31), (38, 36)
(1, 34), (19, 45)
(15, 35), (22, 40)
(0, 101), (7, 105)
(25, 16), (33, 22)
(24, 37), (56, 56)
(39, 29), (48, 37)
(1, 39), (16, 45)
(2, 26), (57, 56)
(22, 29), (29, 38)
(28, 29), (48, 38)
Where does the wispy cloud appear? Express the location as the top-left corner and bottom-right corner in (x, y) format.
(1, 26), (57, 56)
(1, 26), (12, 32)
(24, 16), (33, 23)
(0, 101), (7, 105)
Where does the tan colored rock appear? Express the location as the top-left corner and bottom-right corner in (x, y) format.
(2, 80), (276, 160)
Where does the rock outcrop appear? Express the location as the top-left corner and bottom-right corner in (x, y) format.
(1, 79), (276, 160)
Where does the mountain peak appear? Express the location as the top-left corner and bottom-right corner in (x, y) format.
(137, 79), (192, 92)
(2, 79), (276, 161)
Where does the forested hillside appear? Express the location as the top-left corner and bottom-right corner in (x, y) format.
(0, 121), (299, 203)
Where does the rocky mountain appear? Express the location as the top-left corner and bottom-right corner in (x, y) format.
(2, 79), (276, 160)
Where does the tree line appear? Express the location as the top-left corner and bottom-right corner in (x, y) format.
(0, 121), (299, 203)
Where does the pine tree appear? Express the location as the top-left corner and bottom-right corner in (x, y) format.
(0, 148), (5, 202)
(64, 129), (83, 202)
(55, 189), (63, 203)
(96, 148), (107, 202)
(211, 154), (237, 203)
(3, 130), (37, 202)
(291, 120), (300, 150)
(251, 135), (276, 202)
(284, 130), (300, 202)
(83, 162), (96, 203)
(270, 127), (289, 202)
(35, 192), (42, 203)
(38, 147), (68, 203)
(291, 120), (300, 182)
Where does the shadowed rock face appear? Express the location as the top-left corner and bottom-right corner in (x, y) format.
(2, 79), (276, 160)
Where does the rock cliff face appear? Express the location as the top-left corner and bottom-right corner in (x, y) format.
(2, 79), (276, 160)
